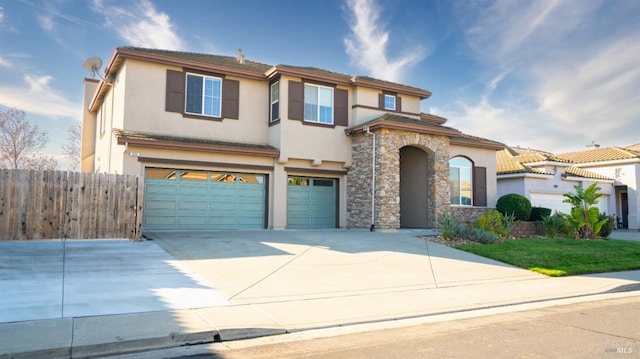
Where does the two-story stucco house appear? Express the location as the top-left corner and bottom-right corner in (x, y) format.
(81, 47), (504, 231)
(497, 145), (640, 230)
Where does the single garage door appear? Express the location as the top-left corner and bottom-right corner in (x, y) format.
(144, 168), (266, 230)
(530, 193), (609, 215)
(287, 177), (336, 229)
(529, 193), (572, 214)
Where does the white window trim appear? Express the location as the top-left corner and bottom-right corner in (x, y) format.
(304, 83), (334, 124)
(270, 81), (279, 122)
(184, 72), (222, 118)
(384, 94), (396, 110)
(450, 157), (473, 206)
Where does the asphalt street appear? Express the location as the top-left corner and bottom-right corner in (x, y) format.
(115, 294), (640, 359)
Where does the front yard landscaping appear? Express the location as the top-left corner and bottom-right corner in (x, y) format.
(455, 238), (640, 276)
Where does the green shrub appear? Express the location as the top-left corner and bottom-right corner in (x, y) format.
(540, 213), (566, 238)
(496, 194), (532, 221)
(529, 207), (552, 221)
(502, 212), (516, 235)
(474, 210), (508, 237)
(437, 211), (460, 240)
(467, 227), (498, 244)
(597, 213), (615, 238)
(562, 183), (609, 239)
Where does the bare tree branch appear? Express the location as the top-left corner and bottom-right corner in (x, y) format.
(0, 107), (57, 170)
(62, 122), (81, 171)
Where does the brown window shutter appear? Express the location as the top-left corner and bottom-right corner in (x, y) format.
(397, 96), (402, 112)
(378, 93), (384, 109)
(166, 70), (185, 113)
(221, 79), (239, 119)
(334, 88), (348, 126)
(473, 166), (487, 207)
(288, 81), (304, 121)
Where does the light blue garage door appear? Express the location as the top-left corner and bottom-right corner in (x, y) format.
(287, 177), (336, 229)
(144, 168), (266, 230)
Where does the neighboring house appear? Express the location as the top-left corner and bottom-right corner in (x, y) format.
(81, 47), (504, 231)
(497, 145), (640, 230)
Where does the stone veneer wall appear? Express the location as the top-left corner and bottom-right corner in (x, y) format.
(450, 207), (543, 237)
(347, 128), (451, 229)
(450, 207), (495, 228)
(510, 221), (543, 237)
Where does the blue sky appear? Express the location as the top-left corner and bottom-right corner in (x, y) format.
(1, 0), (639, 170)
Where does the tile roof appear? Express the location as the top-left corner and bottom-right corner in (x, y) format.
(497, 146), (614, 180)
(115, 47), (432, 98)
(118, 47), (272, 74)
(450, 133), (505, 151)
(506, 147), (571, 164)
(496, 149), (553, 175)
(555, 146), (640, 163)
(353, 113), (461, 137)
(563, 167), (613, 180)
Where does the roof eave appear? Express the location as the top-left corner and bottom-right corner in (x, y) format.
(450, 137), (505, 151)
(351, 77), (432, 99)
(347, 118), (461, 137)
(267, 65), (352, 85)
(497, 173), (553, 179)
(115, 134), (280, 158)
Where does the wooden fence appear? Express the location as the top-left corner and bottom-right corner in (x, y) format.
(0, 170), (141, 240)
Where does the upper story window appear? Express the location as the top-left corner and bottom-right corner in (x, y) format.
(185, 73), (222, 117)
(384, 94), (396, 110)
(304, 84), (334, 124)
(270, 81), (280, 122)
(450, 157), (473, 206)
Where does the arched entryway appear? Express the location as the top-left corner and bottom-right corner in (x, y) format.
(399, 146), (430, 228)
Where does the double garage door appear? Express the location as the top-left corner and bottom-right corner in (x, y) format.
(143, 169), (336, 230)
(143, 168), (266, 230)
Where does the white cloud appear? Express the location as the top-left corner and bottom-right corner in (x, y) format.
(37, 14), (55, 32)
(448, 0), (640, 151)
(91, 0), (184, 50)
(343, 0), (425, 82)
(0, 74), (79, 119)
(0, 56), (11, 68)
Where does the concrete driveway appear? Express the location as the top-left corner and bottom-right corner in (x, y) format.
(3, 230), (640, 358)
(148, 229), (541, 308)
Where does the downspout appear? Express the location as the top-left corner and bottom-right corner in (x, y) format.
(364, 126), (375, 231)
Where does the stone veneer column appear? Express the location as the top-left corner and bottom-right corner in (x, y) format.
(347, 128), (452, 229)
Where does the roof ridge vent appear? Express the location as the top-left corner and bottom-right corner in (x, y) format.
(236, 48), (245, 64)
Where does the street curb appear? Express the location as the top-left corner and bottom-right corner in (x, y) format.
(3, 290), (640, 358)
(71, 330), (220, 358)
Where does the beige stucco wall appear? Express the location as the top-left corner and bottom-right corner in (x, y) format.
(121, 59), (270, 145)
(450, 145), (499, 207)
(272, 77), (352, 167)
(81, 79), (98, 172)
(351, 86), (422, 127)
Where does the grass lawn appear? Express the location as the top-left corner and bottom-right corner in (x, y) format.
(455, 238), (640, 276)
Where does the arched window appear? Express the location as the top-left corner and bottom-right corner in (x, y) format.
(450, 157), (473, 206)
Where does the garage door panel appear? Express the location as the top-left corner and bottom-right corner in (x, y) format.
(178, 200), (209, 211)
(177, 216), (208, 226)
(145, 199), (177, 211)
(145, 182), (177, 196)
(179, 185), (209, 197)
(144, 215), (176, 226)
(209, 215), (239, 226)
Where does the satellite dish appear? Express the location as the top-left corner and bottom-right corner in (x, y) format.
(82, 57), (103, 73)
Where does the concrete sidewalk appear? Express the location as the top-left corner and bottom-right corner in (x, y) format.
(1, 230), (639, 358)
